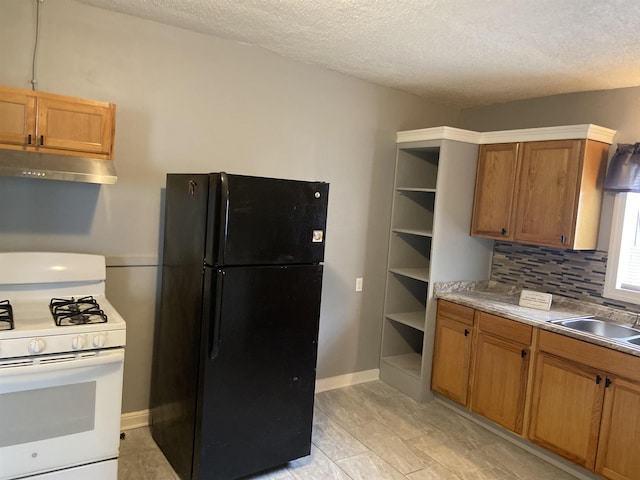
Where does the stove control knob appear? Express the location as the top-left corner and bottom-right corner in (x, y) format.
(93, 334), (107, 348)
(71, 336), (86, 350)
(28, 338), (46, 354)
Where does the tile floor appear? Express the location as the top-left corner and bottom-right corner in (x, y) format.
(118, 381), (581, 480)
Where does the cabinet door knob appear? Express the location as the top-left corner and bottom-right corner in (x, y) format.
(596, 374), (602, 385)
(605, 377), (612, 388)
(464, 329), (470, 337)
(521, 349), (527, 358)
(501, 228), (507, 235)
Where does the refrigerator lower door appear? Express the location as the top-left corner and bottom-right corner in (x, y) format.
(196, 264), (323, 480)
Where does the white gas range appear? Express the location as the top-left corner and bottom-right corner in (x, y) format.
(0, 252), (126, 480)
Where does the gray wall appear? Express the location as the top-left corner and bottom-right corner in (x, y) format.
(0, 0), (459, 413)
(458, 86), (640, 251)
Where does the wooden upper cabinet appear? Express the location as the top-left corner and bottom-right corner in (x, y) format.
(471, 138), (609, 249)
(515, 140), (582, 247)
(470, 143), (520, 240)
(37, 95), (114, 156)
(0, 85), (115, 159)
(0, 89), (36, 146)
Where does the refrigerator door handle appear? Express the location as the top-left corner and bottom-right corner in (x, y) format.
(210, 268), (224, 360)
(218, 172), (230, 265)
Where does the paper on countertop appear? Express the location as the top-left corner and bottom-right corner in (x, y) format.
(519, 289), (553, 311)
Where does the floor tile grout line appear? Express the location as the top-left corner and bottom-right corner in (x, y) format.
(119, 381), (582, 480)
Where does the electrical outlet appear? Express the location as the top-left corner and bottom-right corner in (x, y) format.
(355, 277), (363, 292)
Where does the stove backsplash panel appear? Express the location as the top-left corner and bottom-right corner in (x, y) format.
(490, 241), (639, 312)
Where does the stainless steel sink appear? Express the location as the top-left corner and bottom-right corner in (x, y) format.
(625, 336), (640, 346)
(553, 318), (640, 339)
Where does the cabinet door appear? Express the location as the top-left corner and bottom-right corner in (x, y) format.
(470, 143), (520, 240)
(528, 352), (605, 469)
(431, 315), (473, 406)
(470, 333), (529, 434)
(0, 88), (36, 146)
(596, 377), (640, 480)
(514, 140), (582, 247)
(36, 96), (115, 157)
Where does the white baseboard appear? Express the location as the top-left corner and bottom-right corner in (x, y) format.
(120, 369), (380, 429)
(314, 368), (380, 393)
(106, 255), (159, 267)
(120, 409), (150, 431)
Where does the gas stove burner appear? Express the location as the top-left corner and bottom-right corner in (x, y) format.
(49, 296), (108, 326)
(0, 299), (14, 331)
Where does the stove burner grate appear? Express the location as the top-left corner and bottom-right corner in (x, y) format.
(0, 299), (14, 331)
(49, 296), (108, 326)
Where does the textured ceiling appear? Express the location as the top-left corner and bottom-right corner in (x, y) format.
(77, 0), (640, 108)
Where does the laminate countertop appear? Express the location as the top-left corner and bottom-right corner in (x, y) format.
(434, 281), (640, 358)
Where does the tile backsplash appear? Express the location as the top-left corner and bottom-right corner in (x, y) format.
(490, 241), (639, 312)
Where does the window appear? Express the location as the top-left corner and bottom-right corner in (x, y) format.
(604, 192), (640, 303)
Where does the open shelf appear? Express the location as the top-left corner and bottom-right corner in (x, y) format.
(391, 190), (435, 233)
(395, 147), (440, 190)
(380, 353), (422, 379)
(382, 304), (425, 395)
(384, 273), (427, 315)
(389, 267), (429, 283)
(385, 311), (426, 331)
(389, 232), (431, 273)
(396, 187), (437, 194)
(392, 228), (433, 237)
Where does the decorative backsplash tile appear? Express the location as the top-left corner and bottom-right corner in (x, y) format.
(490, 241), (640, 312)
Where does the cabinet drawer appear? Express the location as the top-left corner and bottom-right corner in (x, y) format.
(538, 329), (640, 383)
(438, 300), (474, 326)
(478, 311), (532, 345)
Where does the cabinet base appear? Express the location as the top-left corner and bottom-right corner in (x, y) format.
(379, 355), (430, 402)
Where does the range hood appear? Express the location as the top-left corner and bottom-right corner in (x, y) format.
(0, 150), (117, 184)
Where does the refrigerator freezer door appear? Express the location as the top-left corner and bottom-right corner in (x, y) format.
(151, 173), (212, 480)
(212, 174), (329, 266)
(196, 264), (323, 480)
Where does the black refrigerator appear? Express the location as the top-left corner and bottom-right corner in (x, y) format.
(150, 173), (329, 480)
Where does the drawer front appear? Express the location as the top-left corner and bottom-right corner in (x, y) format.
(538, 329), (640, 383)
(478, 311), (532, 345)
(438, 300), (474, 326)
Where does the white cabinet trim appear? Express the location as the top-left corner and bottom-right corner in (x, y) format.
(397, 124), (616, 145)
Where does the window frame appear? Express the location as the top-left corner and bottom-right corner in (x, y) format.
(603, 192), (640, 304)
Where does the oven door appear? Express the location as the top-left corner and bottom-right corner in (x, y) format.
(0, 348), (124, 480)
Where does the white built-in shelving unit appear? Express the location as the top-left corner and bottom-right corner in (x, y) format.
(379, 129), (494, 402)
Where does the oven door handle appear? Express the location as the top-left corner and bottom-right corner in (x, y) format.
(0, 349), (124, 377)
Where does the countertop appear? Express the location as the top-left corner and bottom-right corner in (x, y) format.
(434, 281), (640, 358)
